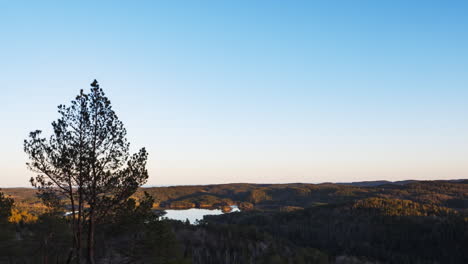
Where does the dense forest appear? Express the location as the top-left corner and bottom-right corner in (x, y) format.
(6, 179), (468, 212)
(1, 179), (467, 263)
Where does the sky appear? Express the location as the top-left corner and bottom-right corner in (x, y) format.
(1, 1), (467, 187)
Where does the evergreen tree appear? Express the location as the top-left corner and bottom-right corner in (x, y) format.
(24, 80), (148, 263)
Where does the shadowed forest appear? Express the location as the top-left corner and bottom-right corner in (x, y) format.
(1, 180), (467, 263)
(0, 82), (467, 264)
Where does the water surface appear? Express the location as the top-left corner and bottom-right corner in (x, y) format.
(163, 205), (240, 224)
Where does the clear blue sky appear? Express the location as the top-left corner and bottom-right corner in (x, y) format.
(1, 1), (467, 187)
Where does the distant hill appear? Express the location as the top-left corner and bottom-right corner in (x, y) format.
(1, 188), (39, 202)
(3, 179), (467, 212)
(336, 179), (467, 187)
(336, 180), (417, 187)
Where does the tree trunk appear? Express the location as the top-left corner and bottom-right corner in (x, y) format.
(77, 189), (83, 264)
(69, 188), (80, 264)
(87, 209), (95, 264)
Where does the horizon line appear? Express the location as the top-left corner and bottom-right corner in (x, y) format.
(2, 178), (466, 189)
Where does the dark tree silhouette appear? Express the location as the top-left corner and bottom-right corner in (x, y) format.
(24, 80), (149, 264)
(0, 191), (14, 223)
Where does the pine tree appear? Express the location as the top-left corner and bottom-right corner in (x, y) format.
(24, 80), (148, 263)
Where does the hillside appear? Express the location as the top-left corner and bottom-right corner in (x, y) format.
(4, 179), (467, 214)
(1, 180), (467, 263)
(138, 180), (468, 212)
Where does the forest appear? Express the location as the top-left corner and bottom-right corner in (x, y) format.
(1, 179), (467, 263)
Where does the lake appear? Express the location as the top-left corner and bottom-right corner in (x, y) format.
(163, 205), (240, 224)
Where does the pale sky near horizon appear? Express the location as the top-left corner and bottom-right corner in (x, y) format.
(1, 1), (468, 187)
